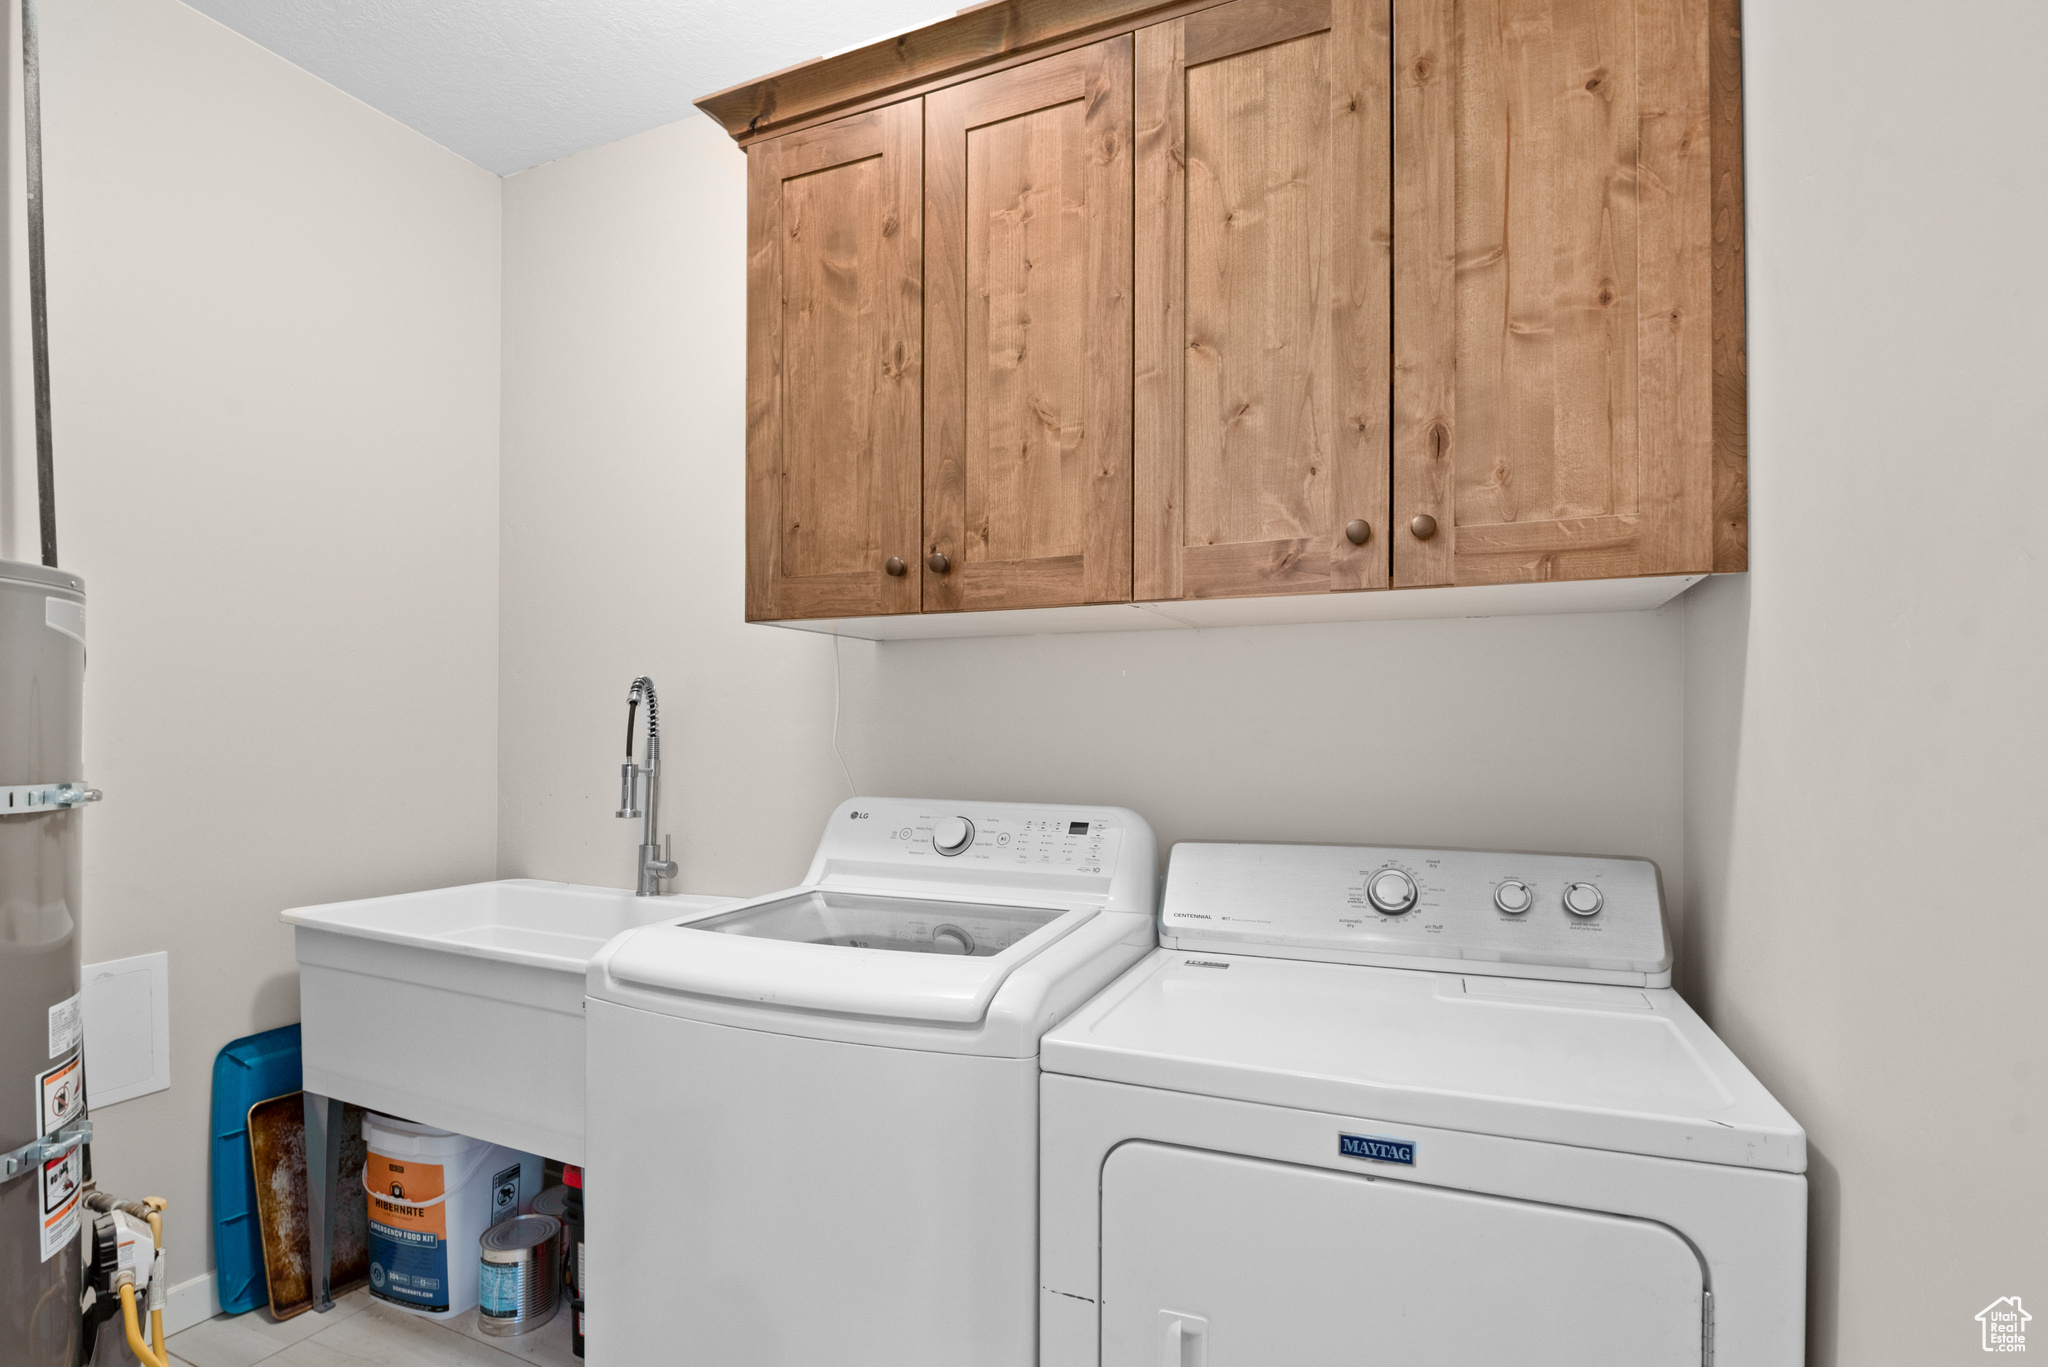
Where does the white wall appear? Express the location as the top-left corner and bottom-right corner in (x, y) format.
(835, 610), (1686, 874)
(20, 0), (503, 1301)
(1682, 1), (2048, 1362)
(498, 116), (849, 896)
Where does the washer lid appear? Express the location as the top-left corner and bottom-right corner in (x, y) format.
(600, 892), (1097, 1024)
(1042, 951), (1806, 1172)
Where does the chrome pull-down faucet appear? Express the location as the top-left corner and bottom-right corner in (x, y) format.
(618, 676), (678, 896)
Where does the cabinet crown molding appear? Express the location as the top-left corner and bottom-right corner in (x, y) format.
(695, 0), (1198, 143)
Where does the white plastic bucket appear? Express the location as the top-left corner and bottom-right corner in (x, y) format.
(361, 1113), (541, 1320)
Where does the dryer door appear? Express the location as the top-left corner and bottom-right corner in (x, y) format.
(1102, 1143), (1705, 1366)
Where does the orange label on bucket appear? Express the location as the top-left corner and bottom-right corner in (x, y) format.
(366, 1154), (447, 1240)
(367, 1149), (455, 1310)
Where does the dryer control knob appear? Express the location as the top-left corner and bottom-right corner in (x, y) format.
(1494, 880), (1533, 914)
(933, 816), (975, 856)
(1367, 869), (1418, 914)
(1563, 882), (1604, 917)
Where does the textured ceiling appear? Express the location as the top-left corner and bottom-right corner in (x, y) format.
(180, 0), (958, 175)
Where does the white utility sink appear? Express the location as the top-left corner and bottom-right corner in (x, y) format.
(286, 879), (734, 1164)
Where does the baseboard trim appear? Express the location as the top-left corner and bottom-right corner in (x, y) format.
(164, 1270), (221, 1336)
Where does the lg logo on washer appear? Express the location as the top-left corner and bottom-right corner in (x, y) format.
(1338, 1133), (1417, 1166)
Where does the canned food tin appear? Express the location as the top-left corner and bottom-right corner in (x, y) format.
(478, 1215), (561, 1336)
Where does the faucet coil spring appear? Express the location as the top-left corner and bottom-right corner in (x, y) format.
(618, 676), (677, 894)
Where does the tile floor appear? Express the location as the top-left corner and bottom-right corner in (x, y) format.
(166, 1287), (579, 1367)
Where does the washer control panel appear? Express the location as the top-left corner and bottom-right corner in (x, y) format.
(1159, 842), (1669, 982)
(812, 799), (1128, 881)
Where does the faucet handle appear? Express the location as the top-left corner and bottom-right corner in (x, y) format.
(646, 835), (677, 885)
(617, 761), (642, 819)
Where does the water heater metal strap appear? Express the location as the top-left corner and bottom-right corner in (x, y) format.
(1, 1118), (91, 1182)
(0, 781), (100, 813)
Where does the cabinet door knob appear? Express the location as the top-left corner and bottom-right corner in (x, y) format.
(1344, 519), (1371, 546)
(1409, 514), (1438, 540)
(885, 557), (907, 577)
(926, 551), (951, 575)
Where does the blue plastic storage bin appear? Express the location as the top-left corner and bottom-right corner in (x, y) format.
(210, 1024), (302, 1315)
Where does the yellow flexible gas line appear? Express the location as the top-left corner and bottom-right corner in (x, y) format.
(119, 1282), (167, 1367)
(144, 1197), (168, 1363)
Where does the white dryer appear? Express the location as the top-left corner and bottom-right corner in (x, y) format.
(584, 797), (1156, 1367)
(1041, 842), (1806, 1367)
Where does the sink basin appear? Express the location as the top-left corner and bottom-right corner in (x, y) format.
(285, 878), (725, 973)
(285, 879), (734, 1164)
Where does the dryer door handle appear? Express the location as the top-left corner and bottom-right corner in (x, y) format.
(1159, 1309), (1208, 1367)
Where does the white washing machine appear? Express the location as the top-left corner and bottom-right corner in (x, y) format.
(1041, 842), (1806, 1367)
(584, 797), (1156, 1367)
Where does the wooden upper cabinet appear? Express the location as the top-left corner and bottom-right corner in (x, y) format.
(745, 102), (923, 621)
(719, 0), (1743, 624)
(923, 38), (1135, 612)
(1392, 0), (1747, 586)
(1133, 0), (1393, 601)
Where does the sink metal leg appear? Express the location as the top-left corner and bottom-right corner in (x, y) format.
(304, 1090), (345, 1312)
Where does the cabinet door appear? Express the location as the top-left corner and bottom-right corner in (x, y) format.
(745, 103), (922, 621)
(923, 40), (1134, 612)
(1393, 0), (1743, 585)
(1134, 0), (1392, 602)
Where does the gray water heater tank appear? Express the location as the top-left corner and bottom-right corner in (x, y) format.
(0, 558), (88, 1366)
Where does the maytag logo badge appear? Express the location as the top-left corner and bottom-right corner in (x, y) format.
(1339, 1133), (1416, 1165)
